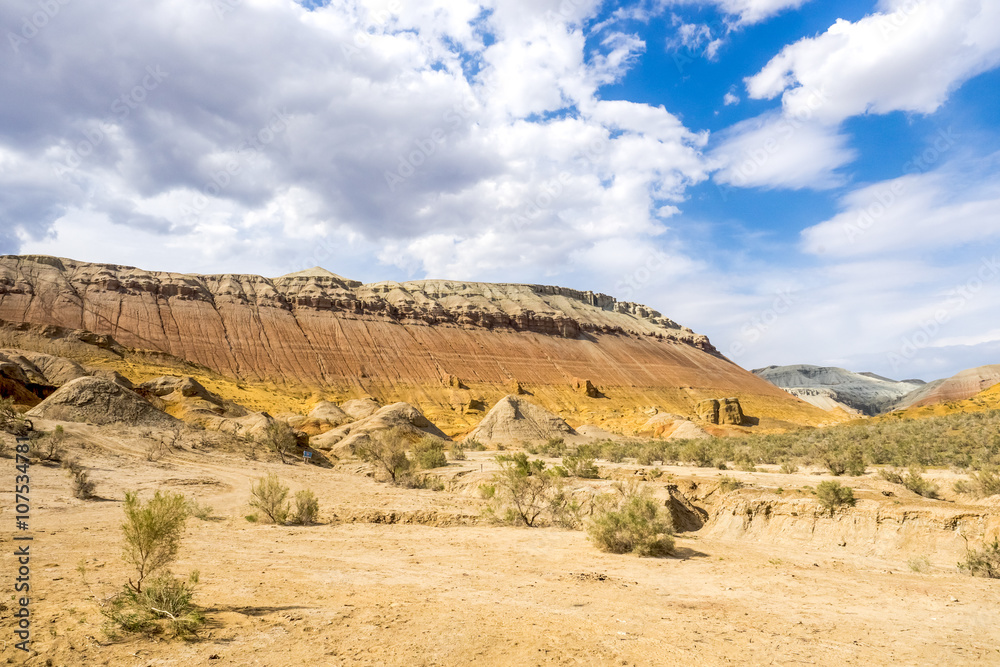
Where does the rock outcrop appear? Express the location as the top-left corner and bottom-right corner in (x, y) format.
(696, 398), (745, 425)
(754, 365), (925, 416)
(639, 413), (711, 439)
(464, 395), (578, 446)
(311, 402), (449, 457)
(27, 376), (178, 427)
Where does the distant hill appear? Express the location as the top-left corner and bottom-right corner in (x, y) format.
(890, 364), (1000, 411)
(753, 364), (925, 416)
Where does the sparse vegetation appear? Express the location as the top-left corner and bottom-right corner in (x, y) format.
(0, 396), (28, 437)
(953, 468), (1000, 498)
(562, 452), (599, 478)
(249, 473), (290, 524)
(38, 425), (66, 462)
(464, 438), (486, 451)
(717, 476), (744, 493)
(908, 555), (931, 573)
(413, 436), (447, 470)
(958, 539), (1000, 579)
(104, 570), (203, 638)
(449, 442), (467, 460)
(880, 466), (939, 499)
(292, 489), (320, 525)
(816, 481), (856, 515)
(62, 458), (96, 499)
(184, 499), (215, 521)
(587, 489), (674, 557)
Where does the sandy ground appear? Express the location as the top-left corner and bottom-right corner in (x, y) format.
(2, 423), (999, 666)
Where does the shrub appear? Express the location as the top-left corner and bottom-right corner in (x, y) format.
(38, 425), (66, 462)
(816, 481), (856, 515)
(292, 489), (320, 525)
(486, 454), (554, 526)
(121, 491), (189, 593)
(104, 571), (203, 638)
(908, 555), (931, 573)
(779, 461), (799, 474)
(881, 467), (939, 499)
(587, 492), (674, 557)
(413, 437), (447, 470)
(563, 453), (599, 479)
(62, 458), (96, 499)
(717, 476), (744, 493)
(958, 539), (1000, 579)
(464, 438), (486, 451)
(0, 397), (28, 436)
(260, 421), (297, 464)
(955, 468), (1000, 498)
(449, 442), (467, 460)
(184, 499), (214, 521)
(356, 429), (412, 484)
(249, 473), (290, 524)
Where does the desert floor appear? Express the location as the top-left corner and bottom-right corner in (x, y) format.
(2, 422), (999, 666)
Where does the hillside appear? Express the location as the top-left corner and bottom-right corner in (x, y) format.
(753, 364), (924, 416)
(0, 255), (834, 434)
(892, 364), (1000, 411)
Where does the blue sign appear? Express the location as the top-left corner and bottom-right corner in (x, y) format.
(303, 451), (313, 458)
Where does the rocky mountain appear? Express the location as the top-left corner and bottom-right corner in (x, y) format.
(891, 364), (1000, 411)
(0, 255), (833, 433)
(753, 365), (925, 416)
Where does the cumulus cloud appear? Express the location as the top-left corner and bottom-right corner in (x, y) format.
(0, 0), (711, 282)
(746, 0), (1000, 124)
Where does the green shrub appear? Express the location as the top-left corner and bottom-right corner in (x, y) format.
(779, 461), (798, 474)
(0, 397), (28, 436)
(413, 437), (447, 470)
(121, 491), (189, 593)
(486, 454), (555, 526)
(249, 473), (290, 524)
(449, 442), (467, 460)
(563, 453), (599, 478)
(62, 458), (96, 499)
(184, 499), (214, 521)
(292, 489), (320, 525)
(958, 539), (1000, 578)
(587, 492), (674, 557)
(464, 438), (486, 451)
(816, 481), (856, 515)
(881, 467), (939, 499)
(955, 468), (1000, 498)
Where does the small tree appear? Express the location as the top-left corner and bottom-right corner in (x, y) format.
(959, 539), (1000, 579)
(292, 489), (320, 525)
(40, 425), (66, 462)
(260, 421), (297, 464)
(816, 481), (856, 516)
(249, 473), (290, 524)
(357, 429), (412, 484)
(62, 458), (96, 499)
(487, 453), (553, 527)
(121, 491), (189, 593)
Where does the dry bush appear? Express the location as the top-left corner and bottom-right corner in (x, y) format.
(38, 425), (66, 462)
(587, 489), (674, 557)
(563, 452), (599, 479)
(449, 442), (467, 460)
(357, 429), (412, 484)
(62, 458), (96, 499)
(104, 570), (203, 638)
(292, 489), (320, 525)
(959, 539), (1000, 579)
(249, 473), (290, 524)
(486, 453), (555, 527)
(413, 436), (447, 470)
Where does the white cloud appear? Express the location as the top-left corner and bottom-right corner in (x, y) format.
(723, 92), (740, 106)
(711, 0), (812, 25)
(0, 0), (709, 282)
(746, 0), (1000, 124)
(710, 111), (856, 190)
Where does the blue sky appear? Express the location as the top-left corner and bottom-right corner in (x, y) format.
(2, 0), (999, 381)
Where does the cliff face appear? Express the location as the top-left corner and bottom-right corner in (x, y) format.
(0, 255), (831, 431)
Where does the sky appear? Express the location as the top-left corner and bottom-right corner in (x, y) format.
(2, 0), (999, 382)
